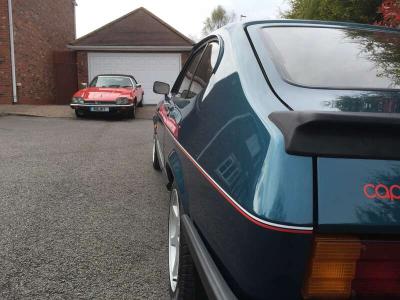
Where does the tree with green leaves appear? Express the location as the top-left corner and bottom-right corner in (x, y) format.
(282, 0), (382, 24)
(202, 5), (235, 36)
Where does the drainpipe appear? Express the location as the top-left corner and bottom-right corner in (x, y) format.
(73, 0), (77, 39)
(8, 0), (17, 103)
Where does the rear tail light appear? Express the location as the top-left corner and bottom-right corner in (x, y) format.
(303, 236), (400, 299)
(353, 240), (400, 298)
(302, 236), (361, 299)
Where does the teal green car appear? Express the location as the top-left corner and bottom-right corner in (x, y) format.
(152, 20), (400, 300)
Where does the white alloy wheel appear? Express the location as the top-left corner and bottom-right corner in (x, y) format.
(168, 189), (180, 292)
(152, 139), (156, 164)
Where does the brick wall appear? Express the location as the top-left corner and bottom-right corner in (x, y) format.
(76, 51), (88, 86)
(0, 0), (12, 104)
(12, 0), (75, 104)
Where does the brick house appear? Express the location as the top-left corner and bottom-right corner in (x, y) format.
(68, 7), (193, 105)
(0, 0), (76, 104)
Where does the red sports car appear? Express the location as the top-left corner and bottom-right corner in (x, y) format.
(70, 74), (144, 119)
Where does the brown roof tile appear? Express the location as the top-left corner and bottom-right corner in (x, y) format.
(71, 7), (193, 47)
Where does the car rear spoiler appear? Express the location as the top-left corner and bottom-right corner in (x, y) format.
(269, 111), (400, 160)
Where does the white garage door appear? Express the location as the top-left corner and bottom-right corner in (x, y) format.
(88, 52), (181, 105)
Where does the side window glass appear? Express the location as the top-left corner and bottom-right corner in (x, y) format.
(177, 48), (204, 98)
(188, 42), (220, 99)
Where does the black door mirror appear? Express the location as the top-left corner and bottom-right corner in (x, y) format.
(153, 81), (170, 95)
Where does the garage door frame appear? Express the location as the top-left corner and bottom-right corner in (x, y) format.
(88, 52), (182, 105)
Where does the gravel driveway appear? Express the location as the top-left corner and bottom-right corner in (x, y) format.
(0, 116), (169, 299)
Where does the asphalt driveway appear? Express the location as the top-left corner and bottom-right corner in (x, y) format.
(0, 115), (169, 299)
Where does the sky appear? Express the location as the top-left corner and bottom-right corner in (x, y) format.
(75, 0), (289, 40)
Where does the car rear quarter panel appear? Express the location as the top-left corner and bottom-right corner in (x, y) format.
(162, 26), (314, 299)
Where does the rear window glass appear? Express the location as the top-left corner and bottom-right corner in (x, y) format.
(259, 27), (400, 90)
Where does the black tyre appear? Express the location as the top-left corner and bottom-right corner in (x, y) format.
(169, 186), (205, 300)
(127, 104), (136, 119)
(152, 137), (161, 170)
(137, 95), (144, 107)
(75, 109), (85, 118)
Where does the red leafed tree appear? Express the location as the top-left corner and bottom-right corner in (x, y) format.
(376, 0), (400, 28)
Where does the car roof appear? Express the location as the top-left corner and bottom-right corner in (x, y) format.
(95, 74), (136, 80)
(243, 19), (400, 33)
(192, 20), (399, 56)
